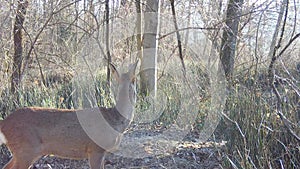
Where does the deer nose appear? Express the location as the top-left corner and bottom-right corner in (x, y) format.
(129, 83), (137, 104)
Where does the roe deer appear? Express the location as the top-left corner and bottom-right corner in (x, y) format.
(0, 61), (138, 169)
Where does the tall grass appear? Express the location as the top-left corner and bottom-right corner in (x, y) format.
(0, 73), (113, 117)
(0, 64), (299, 169)
(219, 69), (300, 168)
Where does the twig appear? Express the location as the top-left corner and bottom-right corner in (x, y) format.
(271, 76), (300, 142)
(21, 0), (81, 79)
(267, 0), (300, 142)
(158, 26), (217, 40)
(170, 0), (186, 74)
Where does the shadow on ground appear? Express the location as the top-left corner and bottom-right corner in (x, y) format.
(0, 130), (224, 169)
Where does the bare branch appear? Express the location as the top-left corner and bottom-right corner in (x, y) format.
(170, 0), (186, 74)
(158, 26), (217, 40)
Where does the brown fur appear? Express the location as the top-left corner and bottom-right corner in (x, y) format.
(0, 61), (138, 169)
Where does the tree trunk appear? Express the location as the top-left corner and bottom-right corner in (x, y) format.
(135, 0), (142, 59)
(170, 0), (185, 72)
(220, 0), (243, 82)
(267, 0), (287, 62)
(105, 0), (111, 86)
(11, 0), (28, 96)
(140, 0), (160, 96)
(183, 0), (192, 51)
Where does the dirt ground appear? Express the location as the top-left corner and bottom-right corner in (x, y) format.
(0, 129), (225, 169)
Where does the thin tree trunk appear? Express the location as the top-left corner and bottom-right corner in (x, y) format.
(11, 0), (28, 96)
(140, 0), (160, 96)
(220, 0), (243, 82)
(135, 0), (142, 59)
(267, 0), (287, 60)
(183, 0), (192, 52)
(170, 0), (185, 72)
(105, 0), (111, 86)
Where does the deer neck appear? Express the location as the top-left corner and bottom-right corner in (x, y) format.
(115, 82), (134, 121)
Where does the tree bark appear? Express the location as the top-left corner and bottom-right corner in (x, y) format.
(11, 0), (28, 95)
(220, 0), (243, 82)
(135, 0), (142, 59)
(140, 0), (160, 96)
(105, 0), (111, 86)
(267, 0), (286, 60)
(170, 0), (185, 72)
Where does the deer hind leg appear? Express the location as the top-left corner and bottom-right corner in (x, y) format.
(3, 157), (16, 169)
(5, 145), (41, 169)
(88, 150), (107, 169)
(3, 156), (34, 169)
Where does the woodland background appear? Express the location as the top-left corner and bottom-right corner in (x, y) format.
(0, 0), (299, 168)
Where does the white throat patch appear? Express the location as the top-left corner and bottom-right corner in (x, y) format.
(0, 131), (7, 145)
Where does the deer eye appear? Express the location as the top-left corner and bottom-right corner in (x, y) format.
(131, 78), (135, 83)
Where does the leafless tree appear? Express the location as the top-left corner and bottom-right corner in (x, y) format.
(220, 0), (244, 82)
(140, 0), (160, 96)
(11, 0), (28, 98)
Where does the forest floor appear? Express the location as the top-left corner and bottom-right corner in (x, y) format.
(0, 128), (225, 169)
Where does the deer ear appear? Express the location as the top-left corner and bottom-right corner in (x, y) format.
(109, 63), (120, 81)
(128, 60), (138, 77)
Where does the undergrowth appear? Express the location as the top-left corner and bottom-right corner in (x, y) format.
(0, 64), (299, 169)
(218, 67), (300, 168)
